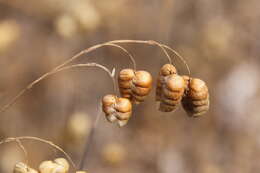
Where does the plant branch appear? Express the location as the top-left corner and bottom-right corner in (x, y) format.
(0, 136), (76, 170)
(0, 63), (116, 113)
(79, 105), (102, 170)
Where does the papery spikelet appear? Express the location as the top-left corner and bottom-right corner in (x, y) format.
(182, 76), (209, 117)
(118, 69), (152, 104)
(159, 74), (185, 112)
(102, 94), (132, 127)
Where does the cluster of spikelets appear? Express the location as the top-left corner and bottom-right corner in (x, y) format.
(156, 64), (209, 116)
(0, 40), (210, 128)
(0, 40), (210, 173)
(13, 158), (86, 173)
(102, 63), (209, 127)
(102, 69), (152, 127)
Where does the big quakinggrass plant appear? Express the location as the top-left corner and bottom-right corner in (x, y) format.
(0, 40), (209, 172)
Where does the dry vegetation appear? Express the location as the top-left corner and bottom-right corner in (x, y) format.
(0, 0), (260, 173)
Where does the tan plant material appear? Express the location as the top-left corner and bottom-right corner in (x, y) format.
(39, 158), (69, 173)
(0, 20), (20, 53)
(156, 64), (177, 101)
(102, 94), (132, 127)
(118, 69), (153, 104)
(182, 76), (210, 117)
(66, 112), (91, 146)
(0, 137), (76, 170)
(156, 64), (185, 112)
(14, 162), (38, 173)
(102, 143), (126, 165)
(0, 39), (190, 114)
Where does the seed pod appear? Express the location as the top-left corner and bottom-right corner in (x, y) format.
(54, 158), (69, 172)
(156, 64), (177, 101)
(158, 74), (185, 112)
(102, 94), (132, 127)
(118, 69), (152, 104)
(181, 76), (209, 117)
(39, 158), (69, 173)
(14, 162), (38, 173)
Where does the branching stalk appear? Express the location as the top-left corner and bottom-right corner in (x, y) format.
(0, 63), (116, 113)
(0, 136), (76, 170)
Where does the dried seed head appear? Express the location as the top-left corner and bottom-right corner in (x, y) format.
(39, 158), (69, 173)
(158, 74), (185, 112)
(182, 77), (209, 117)
(118, 69), (152, 104)
(102, 94), (117, 106)
(132, 71), (153, 88)
(119, 69), (135, 81)
(39, 161), (55, 173)
(156, 64), (178, 101)
(160, 64), (177, 76)
(115, 98), (132, 113)
(102, 94), (132, 127)
(182, 75), (190, 90)
(54, 158), (69, 172)
(102, 143), (126, 165)
(14, 162), (38, 173)
(65, 112), (91, 147)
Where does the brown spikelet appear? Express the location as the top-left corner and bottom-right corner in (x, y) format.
(102, 94), (132, 127)
(118, 69), (152, 104)
(158, 74), (185, 112)
(156, 64), (177, 101)
(156, 64), (184, 112)
(182, 76), (209, 117)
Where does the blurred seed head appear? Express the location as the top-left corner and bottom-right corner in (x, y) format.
(55, 14), (78, 38)
(71, 2), (101, 31)
(203, 18), (234, 56)
(0, 20), (20, 53)
(39, 158), (69, 173)
(66, 112), (91, 146)
(102, 143), (126, 166)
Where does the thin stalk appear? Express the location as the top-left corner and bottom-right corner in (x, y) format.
(0, 136), (76, 170)
(79, 105), (102, 170)
(161, 44), (191, 76)
(108, 40), (190, 75)
(0, 63), (117, 113)
(109, 40), (173, 65)
(0, 40), (190, 113)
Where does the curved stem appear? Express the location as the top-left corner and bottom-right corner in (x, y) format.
(3, 138), (29, 165)
(160, 44), (191, 76)
(51, 42), (136, 72)
(0, 63), (117, 113)
(0, 40), (189, 114)
(55, 63), (118, 94)
(0, 136), (76, 170)
(105, 43), (137, 70)
(108, 40), (190, 75)
(108, 40), (173, 65)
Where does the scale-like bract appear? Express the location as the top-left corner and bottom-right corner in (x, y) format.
(118, 69), (152, 104)
(156, 64), (184, 112)
(182, 76), (209, 117)
(102, 94), (132, 127)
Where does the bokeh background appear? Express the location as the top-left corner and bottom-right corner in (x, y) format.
(0, 0), (260, 173)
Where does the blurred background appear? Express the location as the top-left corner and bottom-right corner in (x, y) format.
(0, 0), (260, 172)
